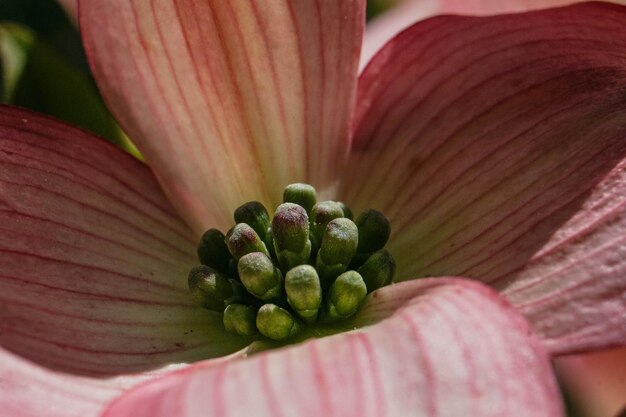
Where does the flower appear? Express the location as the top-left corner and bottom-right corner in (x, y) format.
(1, 1), (625, 416)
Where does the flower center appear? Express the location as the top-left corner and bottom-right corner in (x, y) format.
(188, 183), (395, 342)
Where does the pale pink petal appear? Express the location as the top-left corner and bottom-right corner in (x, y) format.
(80, 0), (364, 233)
(361, 0), (626, 70)
(343, 3), (626, 354)
(0, 106), (250, 377)
(101, 279), (562, 417)
(361, 0), (439, 70)
(0, 345), (148, 417)
(0, 343), (244, 417)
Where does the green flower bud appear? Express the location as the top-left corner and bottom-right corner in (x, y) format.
(197, 229), (231, 273)
(357, 249), (396, 292)
(223, 304), (258, 337)
(256, 303), (300, 341)
(284, 265), (322, 323)
(337, 201), (353, 220)
(323, 270), (367, 322)
(188, 266), (233, 312)
(225, 279), (256, 306)
(316, 218), (358, 287)
(355, 209), (391, 254)
(310, 201), (344, 252)
(272, 203), (311, 271)
(226, 223), (269, 260)
(238, 252), (283, 302)
(283, 183), (317, 214)
(234, 201), (271, 240)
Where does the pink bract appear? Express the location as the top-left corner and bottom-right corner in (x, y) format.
(1, 1), (625, 416)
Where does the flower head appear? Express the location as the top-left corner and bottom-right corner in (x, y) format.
(1, 1), (626, 416)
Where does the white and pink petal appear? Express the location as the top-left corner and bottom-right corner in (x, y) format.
(101, 279), (562, 417)
(0, 106), (249, 379)
(361, 0), (626, 69)
(80, 0), (365, 233)
(343, 3), (626, 355)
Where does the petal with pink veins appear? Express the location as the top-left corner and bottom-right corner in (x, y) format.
(361, 0), (626, 70)
(80, 0), (365, 233)
(101, 278), (562, 417)
(0, 106), (251, 378)
(0, 342), (244, 417)
(343, 3), (626, 354)
(0, 344), (149, 417)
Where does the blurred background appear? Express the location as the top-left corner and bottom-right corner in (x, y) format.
(0, 1), (623, 416)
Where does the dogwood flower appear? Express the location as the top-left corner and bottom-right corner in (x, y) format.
(1, 1), (625, 417)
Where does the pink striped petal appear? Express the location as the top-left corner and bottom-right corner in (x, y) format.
(361, 0), (626, 70)
(0, 345), (148, 417)
(101, 279), (562, 417)
(0, 343), (245, 417)
(343, 3), (626, 354)
(0, 106), (250, 377)
(80, 0), (364, 233)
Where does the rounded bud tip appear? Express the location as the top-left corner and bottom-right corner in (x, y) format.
(358, 249), (396, 292)
(355, 209), (391, 253)
(234, 201), (271, 240)
(197, 229), (231, 273)
(325, 270), (367, 320)
(226, 223), (269, 260)
(223, 304), (258, 337)
(283, 183), (317, 214)
(285, 265), (322, 322)
(256, 304), (300, 341)
(319, 218), (359, 266)
(238, 252), (283, 301)
(188, 266), (234, 312)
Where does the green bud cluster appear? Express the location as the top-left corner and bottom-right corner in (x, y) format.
(188, 183), (395, 342)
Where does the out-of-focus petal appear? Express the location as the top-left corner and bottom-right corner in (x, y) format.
(101, 279), (562, 417)
(0, 106), (250, 376)
(80, 0), (364, 233)
(361, 0), (438, 69)
(343, 3), (626, 354)
(57, 0), (78, 24)
(556, 347), (626, 417)
(361, 0), (626, 70)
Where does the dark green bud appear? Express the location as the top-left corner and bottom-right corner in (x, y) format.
(238, 252), (283, 302)
(234, 201), (271, 240)
(256, 303), (300, 341)
(283, 183), (317, 214)
(337, 201), (353, 220)
(264, 228), (276, 260)
(223, 304), (258, 337)
(225, 279), (256, 306)
(272, 203), (311, 271)
(358, 249), (396, 292)
(323, 270), (367, 321)
(226, 223), (269, 260)
(355, 209), (391, 253)
(284, 265), (322, 323)
(197, 229), (231, 273)
(188, 266), (233, 312)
